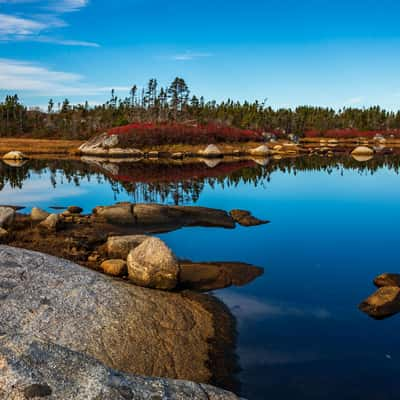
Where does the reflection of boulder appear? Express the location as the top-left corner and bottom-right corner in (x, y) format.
(201, 158), (222, 168)
(2, 151), (28, 160)
(250, 145), (270, 157)
(179, 261), (264, 291)
(0, 334), (241, 400)
(359, 286), (400, 319)
(351, 154), (374, 162)
(2, 159), (28, 168)
(252, 157), (269, 166)
(0, 246), (239, 390)
(351, 146), (374, 156)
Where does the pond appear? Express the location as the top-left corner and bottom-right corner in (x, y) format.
(1, 156), (400, 400)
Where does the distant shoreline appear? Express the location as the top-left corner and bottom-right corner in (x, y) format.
(1, 136), (400, 159)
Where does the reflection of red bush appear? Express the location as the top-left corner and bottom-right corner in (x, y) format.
(109, 160), (256, 184)
(305, 129), (400, 138)
(107, 122), (263, 145)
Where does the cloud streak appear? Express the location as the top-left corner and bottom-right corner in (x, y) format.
(0, 58), (130, 96)
(0, 0), (98, 47)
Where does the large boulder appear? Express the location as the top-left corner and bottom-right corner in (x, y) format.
(0, 207), (15, 228)
(0, 246), (236, 385)
(359, 286), (400, 319)
(107, 235), (149, 259)
(2, 151), (28, 160)
(79, 133), (143, 156)
(0, 334), (240, 400)
(127, 237), (180, 290)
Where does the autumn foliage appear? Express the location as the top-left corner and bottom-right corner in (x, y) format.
(304, 128), (400, 138)
(107, 122), (264, 146)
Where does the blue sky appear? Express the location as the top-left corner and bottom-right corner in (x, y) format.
(1, 0), (400, 109)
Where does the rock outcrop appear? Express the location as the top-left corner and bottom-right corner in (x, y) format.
(0, 333), (241, 399)
(93, 203), (236, 230)
(0, 246), (236, 386)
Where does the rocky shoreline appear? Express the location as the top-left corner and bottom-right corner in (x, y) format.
(0, 203), (268, 398)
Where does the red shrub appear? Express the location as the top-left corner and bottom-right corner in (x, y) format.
(304, 128), (400, 138)
(107, 122), (263, 146)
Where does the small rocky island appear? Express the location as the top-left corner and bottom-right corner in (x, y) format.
(0, 203), (268, 399)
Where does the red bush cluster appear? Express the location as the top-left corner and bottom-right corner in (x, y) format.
(107, 122), (263, 146)
(305, 128), (400, 138)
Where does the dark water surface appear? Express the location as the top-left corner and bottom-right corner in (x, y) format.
(1, 157), (400, 399)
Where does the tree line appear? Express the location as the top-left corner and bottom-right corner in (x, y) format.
(2, 78), (400, 139)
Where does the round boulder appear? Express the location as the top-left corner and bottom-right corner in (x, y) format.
(67, 206), (83, 214)
(107, 235), (149, 259)
(127, 237), (179, 290)
(0, 207), (15, 228)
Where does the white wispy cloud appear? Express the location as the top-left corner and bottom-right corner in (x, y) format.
(0, 0), (98, 47)
(170, 52), (212, 61)
(0, 58), (130, 95)
(345, 96), (364, 106)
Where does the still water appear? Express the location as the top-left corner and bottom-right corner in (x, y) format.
(1, 157), (400, 399)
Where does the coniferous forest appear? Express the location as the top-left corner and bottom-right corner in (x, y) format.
(2, 77), (400, 139)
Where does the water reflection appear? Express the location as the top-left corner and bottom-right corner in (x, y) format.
(3, 155), (400, 207)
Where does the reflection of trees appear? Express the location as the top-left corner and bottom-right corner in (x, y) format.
(1, 156), (400, 205)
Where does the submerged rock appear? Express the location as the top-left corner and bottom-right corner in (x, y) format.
(0, 246), (237, 385)
(179, 261), (264, 291)
(127, 237), (180, 290)
(230, 209), (269, 227)
(94, 203), (236, 230)
(374, 273), (400, 288)
(0, 334), (240, 400)
(359, 286), (400, 319)
(0, 207), (15, 228)
(31, 207), (50, 222)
